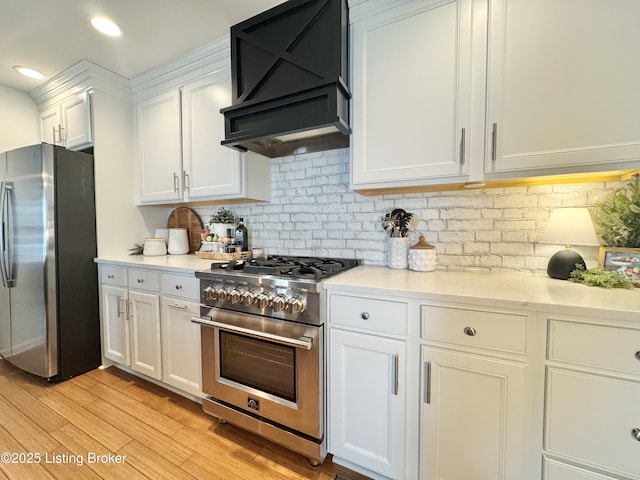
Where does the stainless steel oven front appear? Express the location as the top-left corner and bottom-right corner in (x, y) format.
(192, 306), (325, 465)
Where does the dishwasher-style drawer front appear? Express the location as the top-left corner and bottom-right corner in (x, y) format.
(100, 265), (127, 286)
(545, 368), (640, 479)
(548, 319), (640, 377)
(161, 273), (199, 300)
(127, 269), (160, 292)
(421, 305), (527, 354)
(329, 294), (408, 335)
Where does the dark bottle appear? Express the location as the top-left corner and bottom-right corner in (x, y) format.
(235, 218), (248, 251)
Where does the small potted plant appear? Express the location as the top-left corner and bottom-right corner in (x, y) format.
(209, 207), (235, 239)
(592, 174), (640, 248)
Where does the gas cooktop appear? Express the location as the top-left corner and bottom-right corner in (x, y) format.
(206, 255), (360, 282)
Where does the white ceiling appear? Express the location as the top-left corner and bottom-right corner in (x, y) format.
(0, 0), (285, 93)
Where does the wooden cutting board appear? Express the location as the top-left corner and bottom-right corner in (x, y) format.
(167, 207), (205, 253)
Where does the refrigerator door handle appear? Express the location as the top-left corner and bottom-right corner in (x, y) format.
(0, 181), (8, 288)
(2, 182), (15, 288)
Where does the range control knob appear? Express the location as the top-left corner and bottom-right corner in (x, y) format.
(243, 289), (258, 306)
(204, 286), (216, 301)
(288, 295), (306, 314)
(216, 286), (231, 302)
(272, 294), (289, 312)
(229, 288), (243, 304)
(257, 291), (273, 309)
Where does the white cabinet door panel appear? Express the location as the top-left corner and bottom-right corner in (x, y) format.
(545, 368), (640, 479)
(101, 285), (129, 365)
(128, 290), (162, 380)
(486, 0), (640, 174)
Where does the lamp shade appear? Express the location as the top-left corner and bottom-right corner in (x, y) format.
(540, 208), (600, 246)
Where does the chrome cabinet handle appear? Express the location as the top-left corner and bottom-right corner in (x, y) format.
(183, 171), (190, 191)
(173, 172), (180, 193)
(168, 303), (187, 310)
(360, 312), (370, 320)
(463, 326), (477, 337)
(632, 428), (640, 441)
(460, 127), (466, 165)
(424, 361), (431, 404)
(137, 278), (144, 283)
(175, 284), (183, 290)
(391, 354), (399, 396)
(116, 296), (124, 317)
(107, 274), (114, 279)
(635, 351), (640, 361)
(491, 122), (498, 161)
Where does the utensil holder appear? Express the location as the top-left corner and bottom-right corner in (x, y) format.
(387, 237), (410, 269)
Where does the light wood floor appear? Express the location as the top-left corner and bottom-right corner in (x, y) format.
(0, 359), (370, 480)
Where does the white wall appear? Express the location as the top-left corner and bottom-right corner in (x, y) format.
(92, 90), (170, 256)
(194, 148), (617, 275)
(0, 84), (40, 152)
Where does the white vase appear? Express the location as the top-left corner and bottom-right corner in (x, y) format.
(387, 237), (410, 269)
(167, 228), (189, 254)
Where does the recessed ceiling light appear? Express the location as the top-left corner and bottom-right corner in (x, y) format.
(13, 65), (44, 80)
(90, 16), (122, 37)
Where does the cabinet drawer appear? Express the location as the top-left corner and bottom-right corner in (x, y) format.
(544, 458), (618, 480)
(546, 368), (640, 478)
(548, 319), (640, 377)
(330, 294), (407, 335)
(161, 273), (199, 300)
(127, 269), (160, 292)
(100, 265), (127, 286)
(421, 305), (527, 354)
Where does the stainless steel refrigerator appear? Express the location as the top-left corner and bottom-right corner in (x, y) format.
(0, 143), (100, 381)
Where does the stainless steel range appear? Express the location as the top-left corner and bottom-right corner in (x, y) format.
(192, 256), (359, 466)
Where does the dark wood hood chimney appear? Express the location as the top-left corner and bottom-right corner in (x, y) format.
(221, 0), (350, 158)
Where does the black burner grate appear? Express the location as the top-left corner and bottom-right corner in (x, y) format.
(209, 256), (359, 281)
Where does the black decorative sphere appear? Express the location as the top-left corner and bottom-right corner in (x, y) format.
(547, 248), (586, 280)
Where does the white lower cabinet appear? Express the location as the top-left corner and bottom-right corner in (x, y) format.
(160, 296), (201, 397)
(98, 263), (202, 397)
(420, 347), (526, 480)
(420, 304), (529, 480)
(329, 329), (406, 479)
(101, 284), (129, 365)
(544, 316), (640, 480)
(328, 293), (409, 479)
(128, 289), (161, 379)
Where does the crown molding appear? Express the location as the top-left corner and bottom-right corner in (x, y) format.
(29, 59), (131, 106)
(130, 35), (230, 101)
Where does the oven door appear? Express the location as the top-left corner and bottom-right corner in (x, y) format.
(192, 307), (323, 439)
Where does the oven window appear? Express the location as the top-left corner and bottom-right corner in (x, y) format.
(219, 331), (296, 402)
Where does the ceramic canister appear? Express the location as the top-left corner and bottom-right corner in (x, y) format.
(143, 238), (167, 256)
(167, 228), (189, 254)
(408, 235), (436, 271)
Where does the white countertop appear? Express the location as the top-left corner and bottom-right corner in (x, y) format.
(324, 266), (640, 321)
(95, 254), (215, 274)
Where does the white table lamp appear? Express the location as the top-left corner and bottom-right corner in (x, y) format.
(540, 208), (600, 280)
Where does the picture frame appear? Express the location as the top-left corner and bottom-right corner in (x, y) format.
(598, 247), (640, 286)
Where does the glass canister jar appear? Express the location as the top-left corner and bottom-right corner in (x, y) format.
(408, 235), (436, 271)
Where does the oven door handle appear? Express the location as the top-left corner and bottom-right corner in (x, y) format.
(191, 316), (313, 350)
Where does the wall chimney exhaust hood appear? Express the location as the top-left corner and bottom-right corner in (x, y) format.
(221, 0), (350, 158)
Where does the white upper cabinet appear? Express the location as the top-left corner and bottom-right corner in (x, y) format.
(350, 0), (486, 190)
(136, 88), (183, 203)
(485, 0), (640, 177)
(133, 39), (271, 206)
(350, 0), (640, 191)
(40, 90), (93, 150)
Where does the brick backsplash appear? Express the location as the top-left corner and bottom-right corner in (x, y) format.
(194, 148), (621, 274)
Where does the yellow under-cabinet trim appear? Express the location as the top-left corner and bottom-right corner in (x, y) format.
(354, 170), (640, 196)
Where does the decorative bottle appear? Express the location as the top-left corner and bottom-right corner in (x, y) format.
(235, 218), (249, 251)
